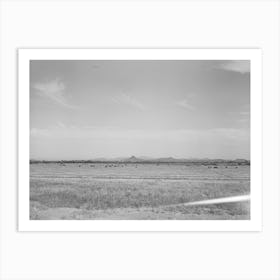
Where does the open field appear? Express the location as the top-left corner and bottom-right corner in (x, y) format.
(30, 163), (250, 220)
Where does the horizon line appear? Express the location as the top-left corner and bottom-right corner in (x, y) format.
(30, 157), (250, 162)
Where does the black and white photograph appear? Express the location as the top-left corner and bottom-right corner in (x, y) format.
(2, 1), (278, 279)
(29, 57), (251, 221)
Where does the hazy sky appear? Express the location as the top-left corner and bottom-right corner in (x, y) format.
(30, 60), (250, 160)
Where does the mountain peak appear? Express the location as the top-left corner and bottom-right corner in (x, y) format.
(125, 155), (141, 162)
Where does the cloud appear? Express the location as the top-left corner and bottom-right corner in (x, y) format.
(31, 125), (249, 159)
(239, 111), (250, 116)
(30, 127), (51, 137)
(237, 112), (250, 125)
(176, 99), (196, 111)
(210, 128), (249, 141)
(30, 125), (248, 143)
(237, 118), (249, 123)
(219, 61), (250, 74)
(32, 79), (77, 109)
(112, 93), (145, 111)
(56, 121), (66, 128)
(228, 110), (250, 116)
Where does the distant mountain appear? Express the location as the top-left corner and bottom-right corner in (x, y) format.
(123, 156), (144, 162)
(234, 158), (249, 163)
(30, 157), (250, 165)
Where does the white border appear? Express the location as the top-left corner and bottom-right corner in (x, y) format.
(18, 49), (262, 232)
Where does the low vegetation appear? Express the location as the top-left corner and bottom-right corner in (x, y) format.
(30, 163), (250, 220)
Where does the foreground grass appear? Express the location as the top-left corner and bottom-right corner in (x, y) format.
(30, 164), (250, 220)
(30, 200), (250, 220)
(31, 179), (249, 209)
(30, 180), (249, 219)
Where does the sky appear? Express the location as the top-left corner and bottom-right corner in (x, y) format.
(30, 60), (250, 160)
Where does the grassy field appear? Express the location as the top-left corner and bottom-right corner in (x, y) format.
(30, 163), (250, 220)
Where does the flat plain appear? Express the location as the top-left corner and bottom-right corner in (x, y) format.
(30, 163), (250, 220)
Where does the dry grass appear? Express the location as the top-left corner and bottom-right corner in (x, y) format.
(30, 163), (250, 220)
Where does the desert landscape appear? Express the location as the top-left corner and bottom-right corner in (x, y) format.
(29, 59), (250, 221)
(30, 159), (250, 220)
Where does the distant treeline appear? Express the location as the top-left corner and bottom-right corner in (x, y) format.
(30, 159), (250, 166)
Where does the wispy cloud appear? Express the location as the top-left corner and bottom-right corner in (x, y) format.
(30, 125), (248, 142)
(32, 79), (77, 109)
(30, 125), (249, 159)
(112, 93), (145, 111)
(176, 99), (196, 111)
(237, 111), (250, 125)
(237, 118), (249, 123)
(30, 127), (51, 137)
(219, 61), (250, 74)
(227, 110), (250, 126)
(239, 111), (250, 116)
(228, 110), (250, 117)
